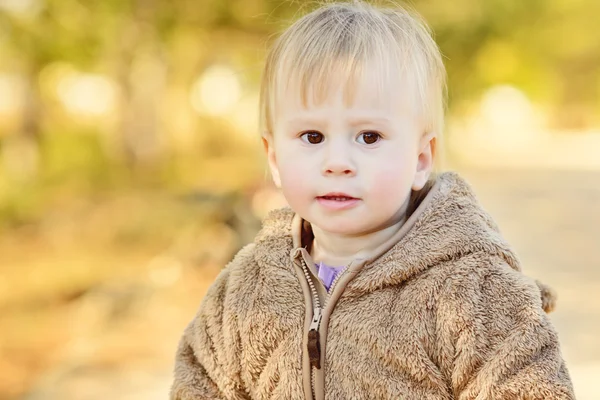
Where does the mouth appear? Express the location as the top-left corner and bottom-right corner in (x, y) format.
(317, 192), (359, 201)
(316, 193), (361, 211)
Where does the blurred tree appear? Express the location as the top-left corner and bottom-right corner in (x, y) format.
(417, 0), (600, 128)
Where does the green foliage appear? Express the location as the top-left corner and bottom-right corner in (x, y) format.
(40, 131), (113, 187)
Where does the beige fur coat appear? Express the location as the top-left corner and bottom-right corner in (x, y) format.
(170, 172), (574, 399)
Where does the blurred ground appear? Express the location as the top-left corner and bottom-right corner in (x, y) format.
(0, 166), (597, 399)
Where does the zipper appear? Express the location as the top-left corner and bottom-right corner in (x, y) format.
(299, 256), (321, 399)
(299, 255), (348, 400)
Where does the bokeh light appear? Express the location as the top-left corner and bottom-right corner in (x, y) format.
(190, 65), (242, 116)
(56, 73), (118, 118)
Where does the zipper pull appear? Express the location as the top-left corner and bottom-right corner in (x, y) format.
(307, 307), (322, 369)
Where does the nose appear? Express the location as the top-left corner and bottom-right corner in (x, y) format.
(321, 140), (356, 177)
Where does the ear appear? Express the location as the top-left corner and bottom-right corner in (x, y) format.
(262, 134), (282, 188)
(412, 131), (436, 191)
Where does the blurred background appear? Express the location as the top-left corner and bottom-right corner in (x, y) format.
(0, 0), (598, 399)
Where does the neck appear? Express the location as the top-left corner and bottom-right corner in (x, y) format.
(310, 211), (408, 267)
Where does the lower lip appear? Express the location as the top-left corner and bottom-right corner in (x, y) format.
(316, 197), (360, 211)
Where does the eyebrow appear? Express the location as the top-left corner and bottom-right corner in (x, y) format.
(347, 117), (392, 127)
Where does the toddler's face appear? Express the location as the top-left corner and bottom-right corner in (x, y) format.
(263, 73), (434, 237)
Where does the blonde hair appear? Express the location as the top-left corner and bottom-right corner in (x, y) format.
(260, 1), (447, 168)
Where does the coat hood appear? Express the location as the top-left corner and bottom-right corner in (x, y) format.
(254, 172), (556, 312)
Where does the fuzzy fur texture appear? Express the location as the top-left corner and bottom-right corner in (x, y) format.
(170, 172), (574, 399)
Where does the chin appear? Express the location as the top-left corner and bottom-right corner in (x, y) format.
(311, 219), (375, 236)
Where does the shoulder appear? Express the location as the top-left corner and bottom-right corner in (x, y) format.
(438, 252), (547, 331)
(444, 252), (540, 298)
(193, 243), (259, 315)
(438, 252), (545, 319)
(226, 242), (259, 278)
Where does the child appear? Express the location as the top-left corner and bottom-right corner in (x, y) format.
(170, 1), (574, 399)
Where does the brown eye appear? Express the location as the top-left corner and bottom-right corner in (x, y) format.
(301, 131), (324, 144)
(357, 131), (381, 145)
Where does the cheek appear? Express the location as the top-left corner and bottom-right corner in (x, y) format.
(370, 173), (412, 202)
(365, 152), (417, 200)
(277, 158), (313, 203)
